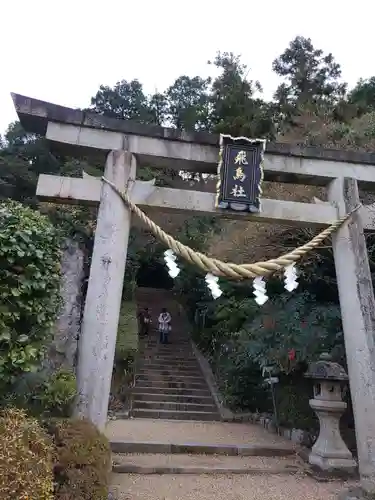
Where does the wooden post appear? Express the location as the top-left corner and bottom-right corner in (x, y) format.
(75, 150), (136, 430)
(328, 177), (375, 494)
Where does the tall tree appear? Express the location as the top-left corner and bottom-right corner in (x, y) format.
(89, 80), (180, 185)
(0, 122), (62, 204)
(90, 79), (164, 124)
(209, 52), (274, 138)
(348, 77), (375, 116)
(0, 122), (95, 203)
(273, 36), (346, 112)
(166, 76), (211, 131)
(148, 92), (169, 126)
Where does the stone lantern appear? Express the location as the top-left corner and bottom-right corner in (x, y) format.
(304, 353), (356, 474)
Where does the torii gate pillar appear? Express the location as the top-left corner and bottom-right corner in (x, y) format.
(74, 150), (136, 430)
(329, 177), (375, 494)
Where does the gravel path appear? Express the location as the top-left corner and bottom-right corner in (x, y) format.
(106, 419), (294, 447)
(111, 473), (358, 500)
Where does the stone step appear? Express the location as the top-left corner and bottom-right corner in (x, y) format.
(140, 333), (188, 338)
(138, 366), (200, 373)
(139, 362), (199, 370)
(133, 400), (217, 412)
(135, 379), (207, 390)
(131, 408), (220, 421)
(137, 367), (202, 376)
(110, 440), (297, 457)
(138, 358), (199, 365)
(132, 392), (214, 403)
(137, 373), (203, 381)
(140, 340), (190, 344)
(141, 341), (191, 346)
(141, 338), (186, 342)
(141, 343), (192, 349)
(136, 372), (204, 381)
(112, 453), (301, 474)
(132, 386), (211, 396)
(143, 337), (190, 340)
(141, 335), (190, 339)
(141, 349), (194, 356)
(140, 354), (196, 361)
(138, 359), (199, 365)
(134, 380), (208, 390)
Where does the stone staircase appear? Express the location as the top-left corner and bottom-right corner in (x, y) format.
(107, 288), (357, 498)
(108, 418), (301, 476)
(107, 419), (357, 500)
(132, 288), (220, 421)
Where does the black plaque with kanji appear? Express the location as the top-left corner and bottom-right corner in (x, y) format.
(216, 134), (266, 213)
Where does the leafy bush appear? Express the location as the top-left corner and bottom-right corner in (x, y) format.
(1, 368), (77, 419)
(33, 369), (77, 417)
(240, 291), (343, 372)
(111, 301), (138, 409)
(45, 418), (111, 500)
(0, 201), (61, 389)
(276, 375), (318, 430)
(189, 283), (345, 428)
(115, 300), (138, 364)
(0, 407), (54, 499)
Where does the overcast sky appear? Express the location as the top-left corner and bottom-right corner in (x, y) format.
(1, 0), (374, 136)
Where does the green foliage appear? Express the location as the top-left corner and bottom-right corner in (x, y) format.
(33, 369), (77, 417)
(116, 301), (138, 363)
(276, 377), (317, 430)
(273, 36), (346, 111)
(111, 301), (138, 406)
(45, 418), (111, 500)
(349, 76), (375, 116)
(209, 51), (275, 138)
(240, 291), (343, 373)
(166, 75), (211, 130)
(89, 78), (160, 124)
(187, 281), (343, 427)
(0, 408), (55, 500)
(3, 369), (77, 419)
(0, 201), (62, 388)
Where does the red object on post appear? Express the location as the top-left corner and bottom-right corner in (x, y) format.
(288, 349), (296, 361)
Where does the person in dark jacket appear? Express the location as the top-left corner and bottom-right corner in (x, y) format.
(138, 307), (151, 337)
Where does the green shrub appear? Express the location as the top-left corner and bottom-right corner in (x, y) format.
(1, 368), (77, 418)
(115, 300), (138, 364)
(0, 200), (61, 389)
(190, 284), (345, 429)
(0, 407), (54, 499)
(111, 301), (138, 407)
(276, 374), (318, 430)
(45, 417), (111, 500)
(33, 368), (77, 417)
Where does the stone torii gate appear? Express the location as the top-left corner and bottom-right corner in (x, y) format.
(11, 93), (375, 493)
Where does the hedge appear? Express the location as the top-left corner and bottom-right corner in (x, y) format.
(0, 408), (54, 499)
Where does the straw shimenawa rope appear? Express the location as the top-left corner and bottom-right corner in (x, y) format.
(102, 176), (361, 281)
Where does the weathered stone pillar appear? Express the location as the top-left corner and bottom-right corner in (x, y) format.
(75, 150), (136, 430)
(328, 177), (375, 494)
(44, 238), (86, 373)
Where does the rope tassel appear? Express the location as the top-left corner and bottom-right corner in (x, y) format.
(102, 176), (361, 281)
